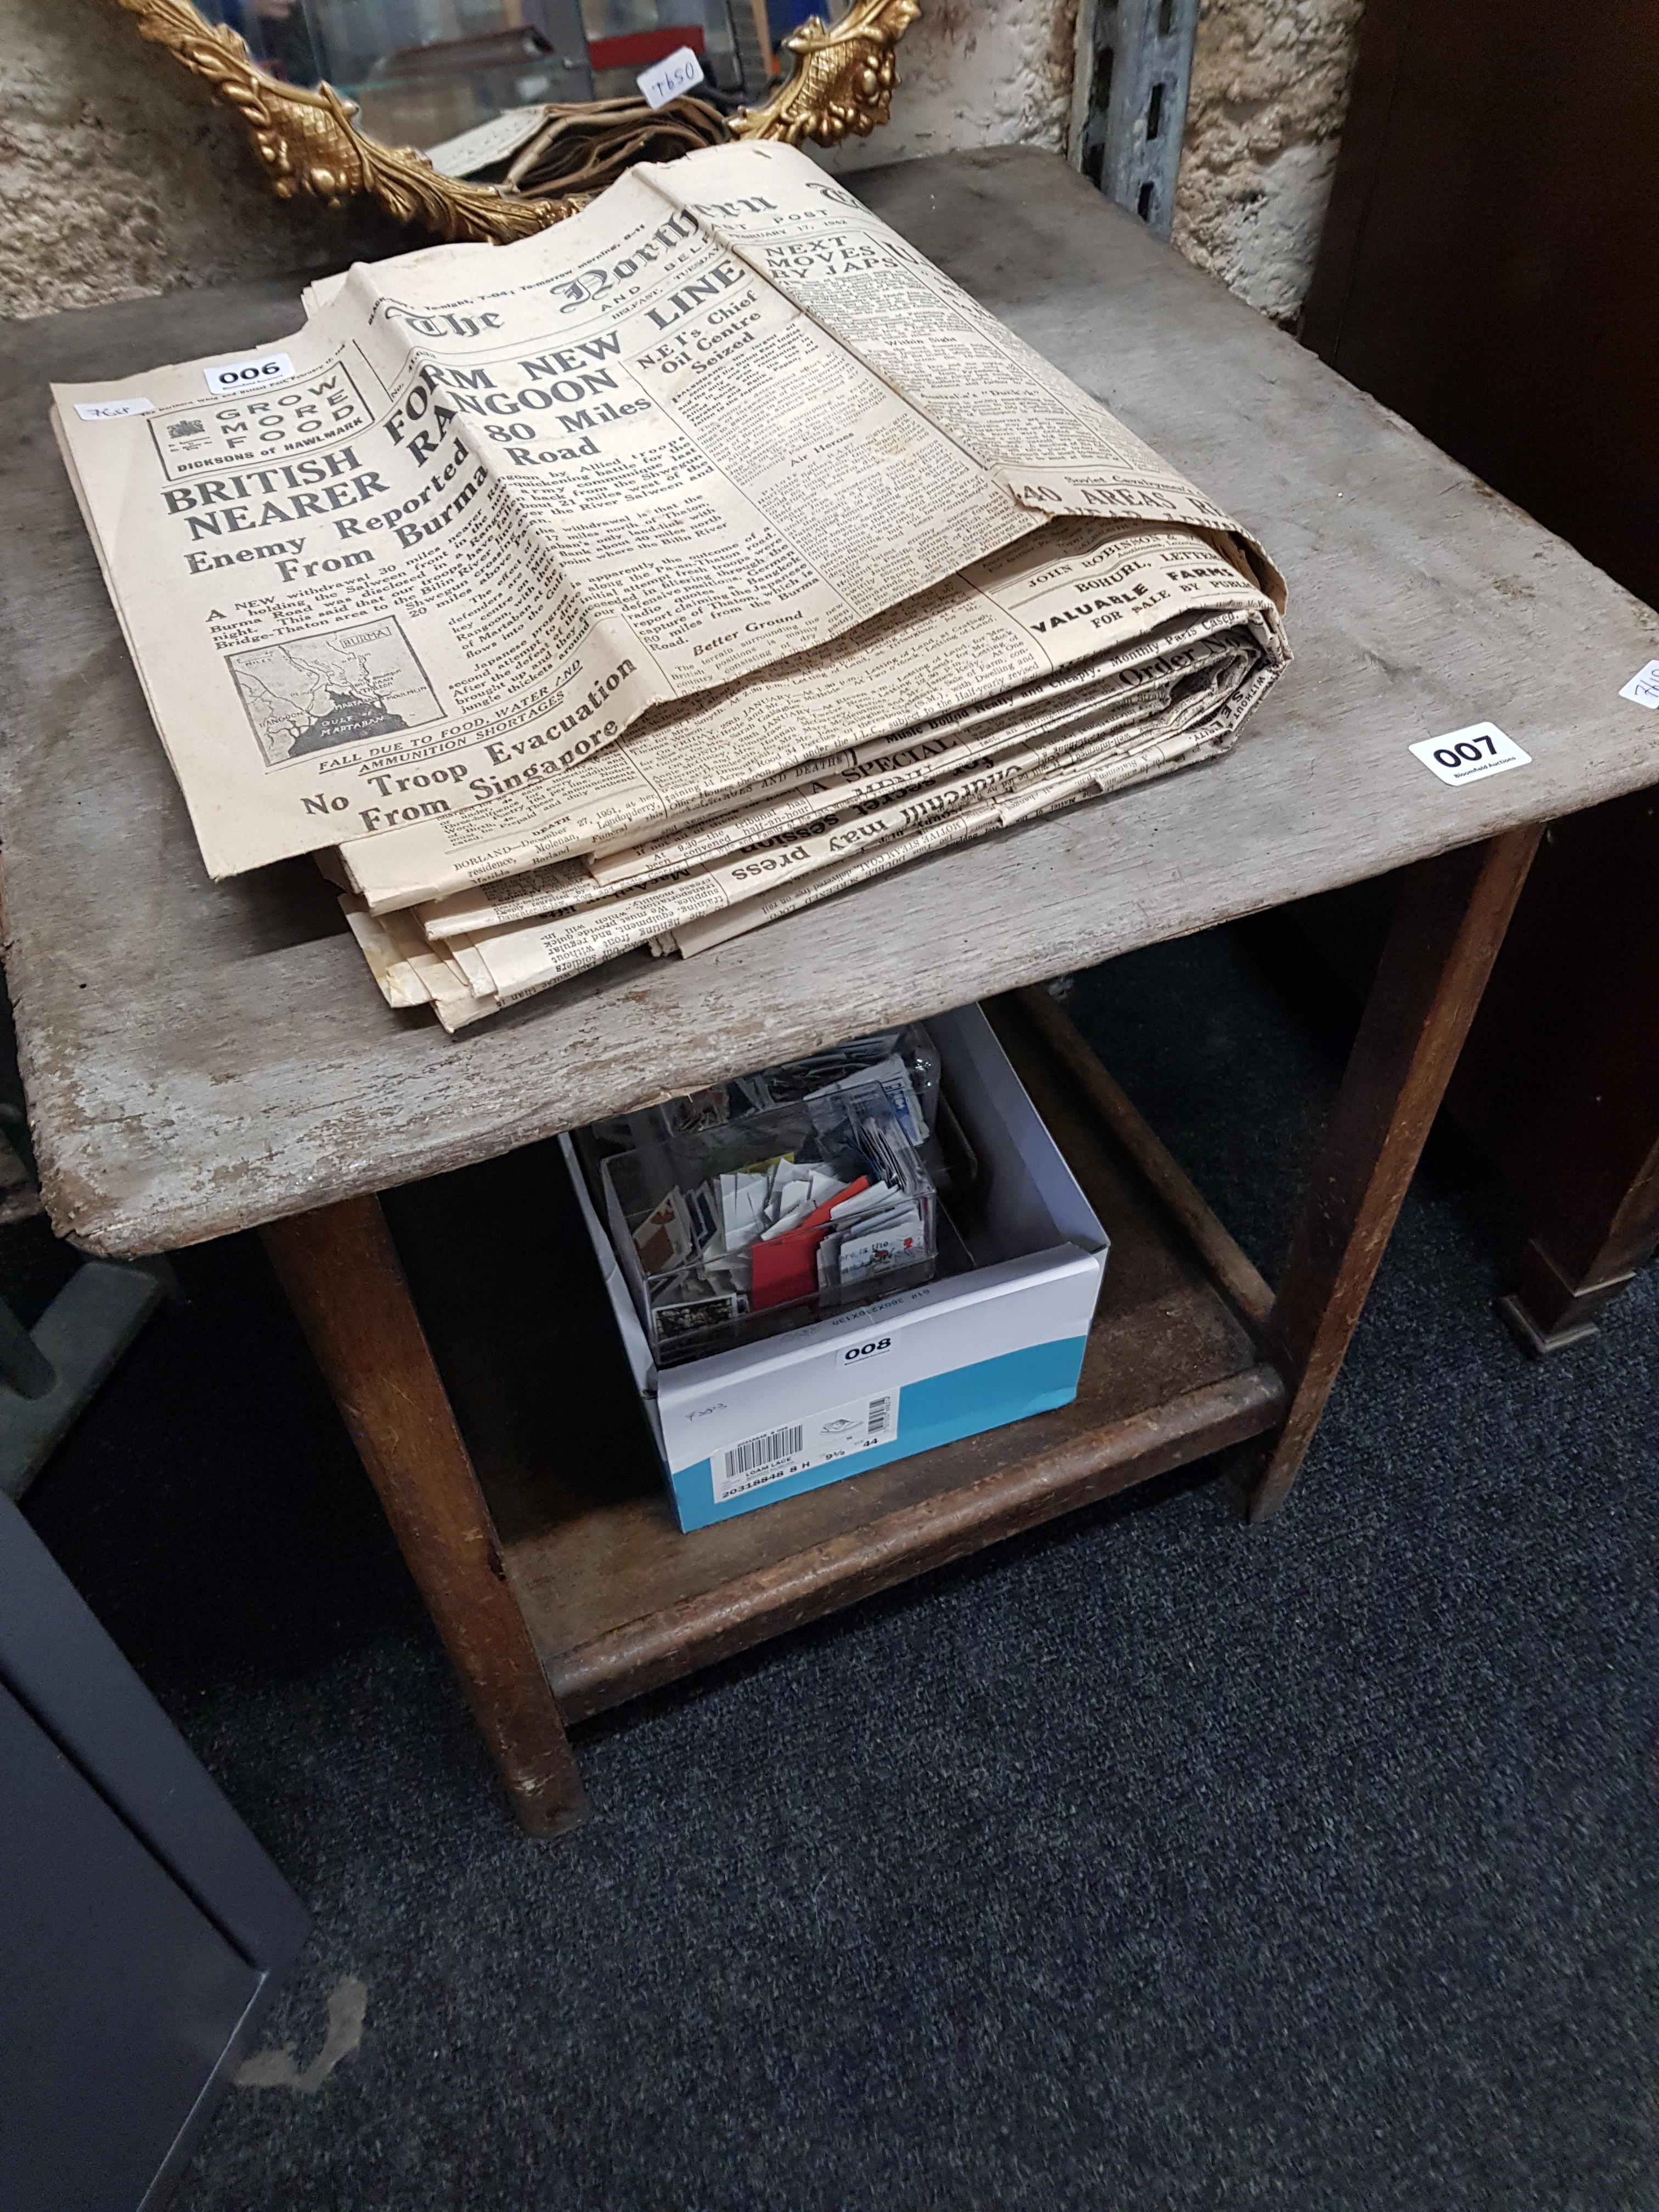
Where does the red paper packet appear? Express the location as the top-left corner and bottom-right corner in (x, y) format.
(749, 1177), (869, 1311)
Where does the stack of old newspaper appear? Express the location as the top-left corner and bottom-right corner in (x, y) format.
(53, 140), (1288, 1033)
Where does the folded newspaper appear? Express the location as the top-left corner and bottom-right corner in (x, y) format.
(53, 139), (1289, 1032)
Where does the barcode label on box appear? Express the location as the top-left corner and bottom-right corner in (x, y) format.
(714, 1390), (900, 1503)
(725, 1424), (804, 1482)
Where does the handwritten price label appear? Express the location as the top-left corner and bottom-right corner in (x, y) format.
(637, 46), (704, 108)
(1618, 660), (1659, 710)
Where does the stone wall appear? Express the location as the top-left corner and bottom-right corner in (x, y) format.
(827, 0), (1078, 173)
(1172, 0), (1365, 325)
(0, 0), (394, 319)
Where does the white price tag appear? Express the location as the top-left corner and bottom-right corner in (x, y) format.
(74, 397), (153, 420)
(637, 45), (704, 108)
(1409, 722), (1531, 788)
(1618, 660), (1659, 710)
(202, 351), (296, 397)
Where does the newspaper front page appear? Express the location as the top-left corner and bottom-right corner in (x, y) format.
(54, 140), (1278, 885)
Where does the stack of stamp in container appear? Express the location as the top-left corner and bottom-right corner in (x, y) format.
(608, 1031), (941, 1358)
(52, 139), (1287, 1032)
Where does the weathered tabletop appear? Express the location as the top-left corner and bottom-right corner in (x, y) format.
(2, 148), (1655, 1257)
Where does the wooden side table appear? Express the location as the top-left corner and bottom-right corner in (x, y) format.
(1, 149), (1654, 1836)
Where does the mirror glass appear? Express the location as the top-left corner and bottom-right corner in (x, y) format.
(191, 1), (826, 160)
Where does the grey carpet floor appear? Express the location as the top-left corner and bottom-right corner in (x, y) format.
(20, 922), (1657, 2212)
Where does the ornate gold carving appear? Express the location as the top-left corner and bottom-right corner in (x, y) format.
(114, 0), (569, 240)
(732, 0), (921, 148)
(112, 0), (917, 244)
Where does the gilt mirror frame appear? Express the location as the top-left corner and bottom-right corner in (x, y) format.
(111, 0), (920, 245)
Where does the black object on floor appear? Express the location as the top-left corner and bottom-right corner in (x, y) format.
(0, 1493), (309, 2212)
(19, 923), (1656, 2212)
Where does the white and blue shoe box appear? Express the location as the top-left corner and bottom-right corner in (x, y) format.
(560, 1002), (1109, 1533)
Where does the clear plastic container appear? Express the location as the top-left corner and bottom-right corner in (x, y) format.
(589, 1024), (943, 1157)
(577, 1021), (990, 1365)
(596, 1080), (970, 1365)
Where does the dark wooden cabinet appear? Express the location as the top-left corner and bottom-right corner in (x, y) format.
(1295, 0), (1659, 1348)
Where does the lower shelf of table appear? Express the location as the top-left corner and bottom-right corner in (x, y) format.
(383, 994), (1285, 1724)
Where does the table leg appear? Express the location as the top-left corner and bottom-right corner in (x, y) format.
(1249, 826), (1542, 1522)
(1497, 1135), (1659, 1355)
(261, 1196), (589, 1837)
